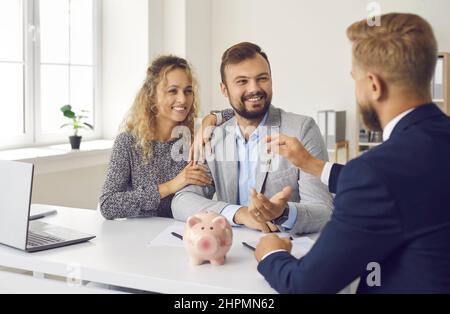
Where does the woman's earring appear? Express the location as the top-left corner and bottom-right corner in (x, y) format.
(150, 105), (158, 114)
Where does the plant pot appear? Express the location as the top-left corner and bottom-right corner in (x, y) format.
(69, 135), (82, 149)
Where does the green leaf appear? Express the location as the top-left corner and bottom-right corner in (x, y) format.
(64, 110), (76, 118)
(83, 122), (94, 130)
(60, 105), (72, 112)
(61, 105), (76, 118)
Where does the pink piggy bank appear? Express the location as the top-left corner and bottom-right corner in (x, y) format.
(184, 212), (233, 265)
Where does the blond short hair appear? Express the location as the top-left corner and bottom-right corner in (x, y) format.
(347, 13), (437, 90)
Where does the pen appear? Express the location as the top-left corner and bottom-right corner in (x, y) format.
(171, 232), (183, 240)
(274, 233), (294, 241)
(242, 237), (293, 252)
(29, 210), (57, 221)
(242, 242), (256, 251)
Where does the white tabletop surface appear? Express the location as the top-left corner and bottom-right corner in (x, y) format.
(0, 204), (316, 294)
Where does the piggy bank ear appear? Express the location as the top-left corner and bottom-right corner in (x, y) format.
(187, 216), (202, 228)
(212, 216), (227, 229)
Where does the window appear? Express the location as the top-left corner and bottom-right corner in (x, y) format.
(0, 0), (100, 149)
(0, 0), (27, 147)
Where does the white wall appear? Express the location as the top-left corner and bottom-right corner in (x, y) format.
(208, 0), (450, 156)
(102, 0), (213, 138)
(32, 165), (108, 209)
(102, 0), (150, 139)
(163, 0), (186, 57)
(154, 0), (212, 117)
(185, 0), (212, 117)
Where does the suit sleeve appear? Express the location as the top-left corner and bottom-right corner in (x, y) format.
(328, 163), (344, 194)
(258, 159), (404, 293)
(171, 182), (230, 222)
(171, 160), (238, 222)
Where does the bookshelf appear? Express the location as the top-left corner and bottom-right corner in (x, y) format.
(432, 52), (450, 115)
(356, 113), (382, 155)
(357, 52), (450, 155)
(318, 110), (349, 162)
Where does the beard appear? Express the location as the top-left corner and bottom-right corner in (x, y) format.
(229, 91), (272, 120)
(359, 100), (382, 132)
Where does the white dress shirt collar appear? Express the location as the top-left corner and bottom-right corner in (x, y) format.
(382, 108), (415, 141)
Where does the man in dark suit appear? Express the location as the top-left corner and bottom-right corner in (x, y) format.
(254, 13), (450, 293)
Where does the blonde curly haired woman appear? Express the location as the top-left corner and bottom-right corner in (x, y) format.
(100, 55), (225, 219)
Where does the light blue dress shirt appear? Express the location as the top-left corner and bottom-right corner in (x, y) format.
(220, 112), (297, 229)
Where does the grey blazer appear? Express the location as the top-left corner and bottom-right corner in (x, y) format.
(171, 106), (333, 235)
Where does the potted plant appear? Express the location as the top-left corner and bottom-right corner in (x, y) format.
(60, 105), (94, 149)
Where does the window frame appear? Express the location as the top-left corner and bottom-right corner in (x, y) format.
(0, 0), (102, 150)
(0, 0), (33, 149)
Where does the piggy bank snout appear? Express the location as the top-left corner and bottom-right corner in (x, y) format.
(195, 234), (219, 254)
(185, 213), (233, 266)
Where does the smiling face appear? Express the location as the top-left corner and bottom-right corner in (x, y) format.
(155, 68), (194, 125)
(220, 54), (272, 120)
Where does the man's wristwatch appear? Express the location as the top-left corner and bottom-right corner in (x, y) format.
(210, 110), (223, 126)
(272, 207), (290, 226)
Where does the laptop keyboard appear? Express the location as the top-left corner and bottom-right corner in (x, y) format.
(27, 230), (64, 248)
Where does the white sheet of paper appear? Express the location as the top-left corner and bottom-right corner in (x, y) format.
(147, 223), (185, 247)
(148, 224), (315, 260)
(290, 236), (315, 258)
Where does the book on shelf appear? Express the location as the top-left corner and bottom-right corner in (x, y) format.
(317, 110), (346, 150)
(432, 56), (444, 100)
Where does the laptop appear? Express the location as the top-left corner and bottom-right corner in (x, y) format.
(0, 159), (95, 252)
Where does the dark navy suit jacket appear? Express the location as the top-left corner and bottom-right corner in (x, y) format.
(258, 103), (450, 293)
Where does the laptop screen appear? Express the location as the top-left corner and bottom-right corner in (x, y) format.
(0, 160), (34, 250)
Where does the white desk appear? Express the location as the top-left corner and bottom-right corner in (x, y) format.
(0, 269), (123, 294)
(0, 204), (317, 294)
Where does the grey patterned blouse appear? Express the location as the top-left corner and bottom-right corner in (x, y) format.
(99, 132), (188, 219)
(100, 109), (234, 220)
